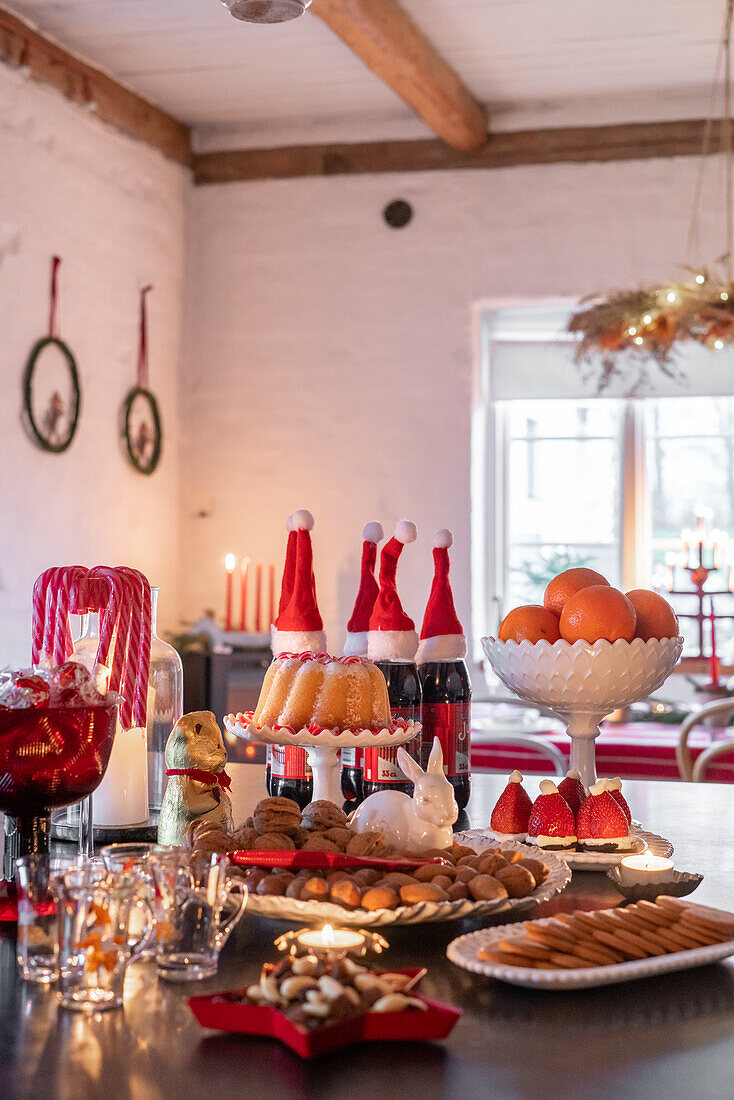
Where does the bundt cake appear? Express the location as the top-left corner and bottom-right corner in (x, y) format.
(252, 653), (392, 732)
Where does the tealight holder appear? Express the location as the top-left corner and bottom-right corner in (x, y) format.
(274, 924), (389, 959)
(607, 865), (703, 903)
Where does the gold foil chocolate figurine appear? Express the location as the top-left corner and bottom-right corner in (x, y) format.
(158, 711), (233, 846)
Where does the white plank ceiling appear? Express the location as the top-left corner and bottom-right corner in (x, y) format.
(5, 0), (727, 146)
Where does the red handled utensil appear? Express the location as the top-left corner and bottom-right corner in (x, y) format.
(230, 851), (451, 871)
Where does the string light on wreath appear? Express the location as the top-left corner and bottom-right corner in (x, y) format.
(569, 0), (734, 390)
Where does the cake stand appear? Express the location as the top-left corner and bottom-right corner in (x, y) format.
(481, 637), (683, 788)
(223, 713), (420, 805)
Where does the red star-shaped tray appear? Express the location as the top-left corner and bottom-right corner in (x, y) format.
(0, 883), (54, 922)
(188, 969), (461, 1059)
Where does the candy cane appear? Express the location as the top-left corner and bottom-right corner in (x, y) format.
(117, 567), (151, 729)
(41, 567), (64, 666)
(53, 566), (87, 666)
(31, 568), (56, 664)
(86, 566), (125, 670)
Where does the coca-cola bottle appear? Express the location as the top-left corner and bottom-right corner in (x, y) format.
(418, 659), (472, 810)
(269, 745), (313, 809)
(340, 747), (363, 803)
(362, 661), (422, 798)
(265, 745), (272, 795)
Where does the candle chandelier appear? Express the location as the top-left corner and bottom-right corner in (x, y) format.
(568, 0), (734, 391)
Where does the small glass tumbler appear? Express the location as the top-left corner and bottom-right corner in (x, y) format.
(152, 852), (247, 982)
(15, 855), (80, 983)
(52, 866), (154, 1011)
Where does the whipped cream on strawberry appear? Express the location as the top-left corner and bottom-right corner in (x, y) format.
(490, 769), (532, 841)
(577, 780), (635, 851)
(527, 779), (577, 850)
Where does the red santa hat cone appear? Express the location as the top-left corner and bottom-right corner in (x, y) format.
(367, 519), (418, 662)
(274, 513), (296, 625)
(343, 521), (384, 657)
(271, 509), (326, 655)
(416, 529), (466, 663)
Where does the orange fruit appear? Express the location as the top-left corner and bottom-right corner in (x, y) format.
(543, 568), (610, 617)
(625, 589), (679, 641)
(559, 585), (636, 644)
(498, 605), (561, 644)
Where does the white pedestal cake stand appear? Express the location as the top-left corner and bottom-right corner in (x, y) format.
(223, 714), (420, 805)
(481, 637), (683, 789)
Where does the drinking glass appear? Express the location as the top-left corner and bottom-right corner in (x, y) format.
(15, 855), (80, 982)
(52, 866), (153, 1010)
(152, 852), (247, 982)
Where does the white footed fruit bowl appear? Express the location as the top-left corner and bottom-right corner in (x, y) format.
(481, 637), (683, 787)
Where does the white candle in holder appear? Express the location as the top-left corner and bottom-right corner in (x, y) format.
(619, 853), (674, 886)
(93, 719), (149, 827)
(296, 924), (366, 952)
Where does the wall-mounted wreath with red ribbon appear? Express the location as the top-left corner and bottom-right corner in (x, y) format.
(23, 256), (81, 453)
(121, 285), (162, 475)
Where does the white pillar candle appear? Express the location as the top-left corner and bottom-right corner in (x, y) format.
(619, 853), (674, 886)
(93, 720), (149, 827)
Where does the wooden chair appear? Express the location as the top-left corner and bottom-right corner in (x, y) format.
(676, 699), (734, 781)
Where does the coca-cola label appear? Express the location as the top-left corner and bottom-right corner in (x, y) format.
(363, 745), (409, 784)
(341, 747), (363, 769)
(421, 702), (470, 777)
(271, 745), (311, 779)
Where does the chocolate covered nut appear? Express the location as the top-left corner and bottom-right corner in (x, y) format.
(432, 875), (454, 893)
(376, 872), (416, 888)
(494, 864), (536, 898)
(361, 887), (399, 911)
(450, 844), (477, 860)
(456, 855), (481, 869)
(323, 827), (353, 850)
(352, 868), (380, 887)
(476, 852), (509, 876)
(447, 881), (469, 901)
(468, 875), (509, 902)
(423, 848), (455, 864)
(515, 858), (548, 886)
(330, 879), (362, 909)
(256, 873), (294, 896)
(286, 875), (310, 899)
(253, 832), (296, 851)
(454, 865), (478, 884)
(414, 863), (454, 882)
(326, 870), (350, 885)
(399, 883), (447, 904)
(301, 801), (348, 831)
(301, 876), (330, 901)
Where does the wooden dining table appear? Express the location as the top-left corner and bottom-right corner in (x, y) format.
(1, 766), (734, 1100)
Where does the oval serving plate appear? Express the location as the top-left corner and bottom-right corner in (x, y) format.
(455, 827), (674, 873)
(446, 916), (734, 990)
(242, 839), (571, 926)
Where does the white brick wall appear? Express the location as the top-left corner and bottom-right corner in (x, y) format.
(0, 65), (187, 666)
(182, 157), (724, 671)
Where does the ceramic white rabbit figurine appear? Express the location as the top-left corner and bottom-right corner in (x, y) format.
(349, 737), (458, 852)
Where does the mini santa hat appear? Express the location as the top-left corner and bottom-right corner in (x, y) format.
(367, 519), (418, 662)
(343, 522), (384, 657)
(271, 509), (326, 655)
(416, 529), (466, 664)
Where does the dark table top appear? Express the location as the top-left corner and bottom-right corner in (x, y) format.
(2, 767), (734, 1100)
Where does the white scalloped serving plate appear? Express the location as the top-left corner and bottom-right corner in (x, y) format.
(447, 916), (734, 990)
(241, 839), (571, 927)
(223, 715), (419, 749)
(456, 827), (674, 872)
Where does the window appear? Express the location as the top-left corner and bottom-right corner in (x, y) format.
(475, 306), (734, 661)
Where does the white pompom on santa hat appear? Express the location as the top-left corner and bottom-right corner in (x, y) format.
(343, 521), (384, 657)
(271, 509), (327, 656)
(415, 529), (467, 664)
(367, 519), (419, 662)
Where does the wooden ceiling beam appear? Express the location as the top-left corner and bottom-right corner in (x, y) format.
(192, 117), (715, 184)
(310, 0), (487, 152)
(0, 6), (191, 165)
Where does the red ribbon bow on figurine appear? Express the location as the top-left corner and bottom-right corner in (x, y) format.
(165, 768), (232, 791)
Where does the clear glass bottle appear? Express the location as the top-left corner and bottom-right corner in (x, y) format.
(57, 587), (182, 829)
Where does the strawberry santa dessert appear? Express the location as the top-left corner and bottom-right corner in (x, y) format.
(605, 776), (632, 824)
(527, 780), (577, 851)
(490, 770), (532, 841)
(557, 769), (586, 816)
(576, 780), (635, 852)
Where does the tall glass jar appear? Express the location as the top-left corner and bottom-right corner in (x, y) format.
(52, 587), (182, 838)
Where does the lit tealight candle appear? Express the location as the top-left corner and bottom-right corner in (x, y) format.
(619, 853), (675, 886)
(297, 924), (366, 953)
